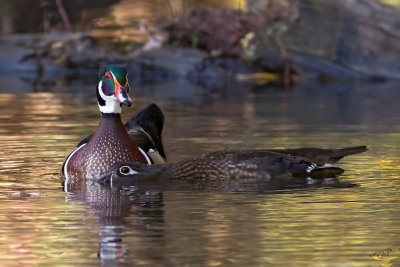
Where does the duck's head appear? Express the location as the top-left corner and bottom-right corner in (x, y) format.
(97, 162), (167, 187)
(97, 65), (132, 114)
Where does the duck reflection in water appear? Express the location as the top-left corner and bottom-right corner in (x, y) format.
(65, 180), (166, 264)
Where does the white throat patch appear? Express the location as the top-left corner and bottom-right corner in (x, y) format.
(98, 81), (122, 114)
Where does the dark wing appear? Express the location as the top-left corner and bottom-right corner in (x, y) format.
(205, 146), (367, 166)
(266, 146), (368, 164)
(224, 151), (344, 178)
(125, 103), (166, 161)
(183, 150), (344, 180)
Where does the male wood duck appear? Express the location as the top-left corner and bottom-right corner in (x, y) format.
(98, 146), (367, 191)
(61, 65), (166, 190)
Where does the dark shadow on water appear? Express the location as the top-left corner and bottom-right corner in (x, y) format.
(66, 183), (168, 264)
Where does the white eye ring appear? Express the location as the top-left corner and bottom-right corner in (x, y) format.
(119, 166), (138, 175)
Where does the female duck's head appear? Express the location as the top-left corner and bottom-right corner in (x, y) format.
(97, 162), (166, 188)
(97, 65), (132, 114)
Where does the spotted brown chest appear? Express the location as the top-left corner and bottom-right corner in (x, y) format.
(66, 113), (147, 179)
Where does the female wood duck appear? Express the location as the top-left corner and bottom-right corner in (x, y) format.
(61, 65), (166, 190)
(98, 146), (367, 191)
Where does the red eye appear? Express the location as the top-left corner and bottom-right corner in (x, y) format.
(104, 72), (111, 81)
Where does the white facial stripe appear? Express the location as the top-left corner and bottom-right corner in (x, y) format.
(110, 71), (116, 81)
(110, 71), (127, 87)
(119, 166), (138, 176)
(98, 80), (122, 114)
(127, 166), (138, 175)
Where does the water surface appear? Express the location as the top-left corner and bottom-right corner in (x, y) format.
(0, 78), (400, 266)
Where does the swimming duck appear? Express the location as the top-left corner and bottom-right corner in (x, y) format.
(98, 146), (367, 191)
(61, 65), (166, 185)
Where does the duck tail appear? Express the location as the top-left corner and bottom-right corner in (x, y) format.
(337, 146), (368, 157)
(324, 145), (368, 164)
